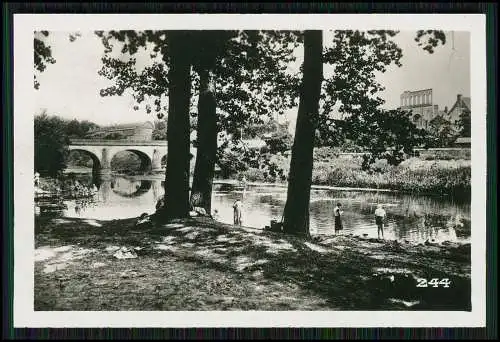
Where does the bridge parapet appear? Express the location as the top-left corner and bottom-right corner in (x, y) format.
(70, 139), (167, 146)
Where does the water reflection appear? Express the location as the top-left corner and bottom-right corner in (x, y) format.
(58, 174), (164, 220)
(38, 174), (471, 243)
(212, 184), (471, 244)
(110, 178), (152, 198)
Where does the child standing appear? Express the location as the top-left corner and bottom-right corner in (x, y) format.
(233, 199), (243, 226)
(334, 202), (344, 234)
(375, 204), (387, 239)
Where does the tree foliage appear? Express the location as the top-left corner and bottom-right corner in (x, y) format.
(353, 109), (428, 169)
(96, 30), (300, 141)
(414, 30), (447, 54)
(35, 112), (101, 174)
(35, 112), (70, 176)
(65, 119), (100, 138)
(34, 31), (82, 89)
(458, 108), (471, 137)
(316, 30), (407, 159)
(34, 31), (56, 90)
(316, 30), (447, 168)
(426, 115), (459, 147)
(152, 120), (167, 140)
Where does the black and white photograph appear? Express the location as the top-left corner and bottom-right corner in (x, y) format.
(14, 14), (487, 328)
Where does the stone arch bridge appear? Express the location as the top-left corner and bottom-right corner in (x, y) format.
(69, 139), (168, 175)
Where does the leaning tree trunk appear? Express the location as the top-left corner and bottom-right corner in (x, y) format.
(282, 30), (323, 237)
(190, 69), (218, 214)
(157, 32), (192, 221)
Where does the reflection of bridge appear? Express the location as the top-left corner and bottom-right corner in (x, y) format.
(110, 178), (153, 198)
(69, 139), (168, 175)
(98, 178), (163, 203)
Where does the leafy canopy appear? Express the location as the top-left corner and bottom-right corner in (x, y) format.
(95, 29), (447, 173)
(34, 31), (81, 89)
(34, 31), (56, 90)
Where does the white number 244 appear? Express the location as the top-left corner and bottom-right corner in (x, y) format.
(416, 278), (451, 288)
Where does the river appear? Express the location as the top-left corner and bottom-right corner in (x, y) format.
(35, 173), (471, 244)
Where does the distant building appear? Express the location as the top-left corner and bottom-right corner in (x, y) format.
(86, 121), (154, 141)
(242, 138), (267, 150)
(446, 94), (471, 130)
(399, 88), (440, 130)
(453, 137), (471, 148)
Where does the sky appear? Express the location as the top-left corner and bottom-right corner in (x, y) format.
(34, 30), (470, 131)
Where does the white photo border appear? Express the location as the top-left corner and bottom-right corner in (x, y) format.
(14, 13), (487, 328)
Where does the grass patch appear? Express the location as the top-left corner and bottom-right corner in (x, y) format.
(35, 215), (471, 311)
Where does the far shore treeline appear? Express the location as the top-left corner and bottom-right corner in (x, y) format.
(35, 29), (471, 236)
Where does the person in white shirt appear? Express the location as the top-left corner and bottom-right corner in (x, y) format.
(233, 199), (243, 226)
(374, 204), (387, 239)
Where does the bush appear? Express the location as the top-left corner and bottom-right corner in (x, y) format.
(227, 146), (471, 197)
(310, 156), (470, 197)
(241, 168), (267, 182)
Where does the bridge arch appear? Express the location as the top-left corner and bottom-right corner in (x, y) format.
(110, 149), (152, 173)
(67, 148), (102, 173)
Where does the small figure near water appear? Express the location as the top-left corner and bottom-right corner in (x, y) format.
(375, 204), (387, 239)
(334, 202), (343, 234)
(212, 209), (219, 221)
(233, 198), (243, 226)
(240, 176), (248, 199)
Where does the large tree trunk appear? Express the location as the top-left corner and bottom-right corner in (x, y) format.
(190, 69), (218, 215)
(282, 30), (323, 237)
(157, 32), (192, 220)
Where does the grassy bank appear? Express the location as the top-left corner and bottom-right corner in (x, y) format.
(311, 158), (471, 197)
(35, 215), (471, 311)
(239, 150), (471, 197)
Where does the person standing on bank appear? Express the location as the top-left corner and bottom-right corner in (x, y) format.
(334, 202), (344, 234)
(375, 204), (387, 239)
(233, 198), (243, 226)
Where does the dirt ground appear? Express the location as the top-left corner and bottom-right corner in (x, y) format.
(34, 215), (471, 311)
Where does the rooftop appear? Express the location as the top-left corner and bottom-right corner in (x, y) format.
(88, 121), (154, 134)
(401, 88), (433, 94)
(462, 97), (471, 110)
(455, 137), (471, 144)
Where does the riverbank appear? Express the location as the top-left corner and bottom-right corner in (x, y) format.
(35, 215), (471, 311)
(239, 156), (471, 198)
